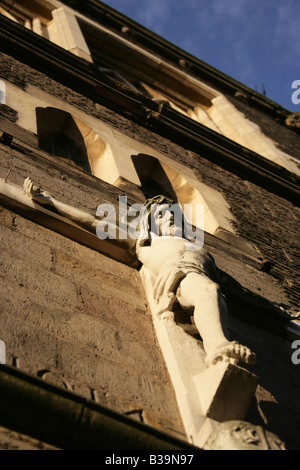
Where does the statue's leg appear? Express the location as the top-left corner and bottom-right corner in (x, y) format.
(177, 273), (255, 367)
(177, 273), (229, 353)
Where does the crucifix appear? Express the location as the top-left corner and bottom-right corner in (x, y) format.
(13, 177), (295, 448)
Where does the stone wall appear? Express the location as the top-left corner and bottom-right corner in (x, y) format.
(0, 141), (186, 441)
(1, 52), (298, 310)
(0, 425), (57, 450)
(191, 158), (300, 311)
(0, 52), (300, 449)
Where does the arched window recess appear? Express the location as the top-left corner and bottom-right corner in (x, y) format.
(36, 107), (116, 180)
(132, 153), (235, 236)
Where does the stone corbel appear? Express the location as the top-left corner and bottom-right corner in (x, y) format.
(200, 418), (286, 450)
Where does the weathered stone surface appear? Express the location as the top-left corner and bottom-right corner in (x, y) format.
(0, 223), (54, 271)
(78, 286), (154, 341)
(0, 50), (299, 450)
(0, 203), (185, 437)
(58, 340), (179, 419)
(0, 314), (58, 370)
(0, 425), (58, 450)
(0, 103), (18, 122)
(53, 249), (146, 308)
(230, 316), (300, 450)
(0, 250), (78, 308)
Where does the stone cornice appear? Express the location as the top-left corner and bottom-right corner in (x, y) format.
(0, 14), (299, 205)
(63, 0), (291, 119)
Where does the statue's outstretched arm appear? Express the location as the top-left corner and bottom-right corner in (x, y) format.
(23, 177), (98, 231)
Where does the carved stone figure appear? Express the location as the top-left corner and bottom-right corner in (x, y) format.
(286, 111), (300, 128)
(22, 180), (298, 368)
(20, 178), (296, 447)
(136, 195), (256, 368)
(203, 420), (286, 450)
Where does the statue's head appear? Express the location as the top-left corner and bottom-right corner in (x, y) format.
(203, 420), (286, 451)
(138, 195), (184, 240)
(135, 194), (204, 250)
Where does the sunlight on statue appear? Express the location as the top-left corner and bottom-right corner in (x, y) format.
(23, 177), (100, 231)
(136, 195), (256, 368)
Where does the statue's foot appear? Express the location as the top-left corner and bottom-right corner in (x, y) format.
(205, 341), (256, 368)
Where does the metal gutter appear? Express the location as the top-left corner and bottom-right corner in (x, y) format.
(0, 364), (199, 450)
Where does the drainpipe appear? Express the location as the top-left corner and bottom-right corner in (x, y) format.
(0, 365), (199, 451)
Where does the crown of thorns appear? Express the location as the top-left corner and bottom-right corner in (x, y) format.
(143, 195), (175, 214)
(140, 195), (184, 231)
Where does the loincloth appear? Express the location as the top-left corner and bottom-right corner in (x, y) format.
(153, 251), (218, 314)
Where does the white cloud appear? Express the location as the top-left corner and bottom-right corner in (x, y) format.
(134, 0), (172, 33)
(211, 0), (250, 18)
(276, 1), (300, 59)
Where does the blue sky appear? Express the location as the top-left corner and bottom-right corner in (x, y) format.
(101, 0), (300, 112)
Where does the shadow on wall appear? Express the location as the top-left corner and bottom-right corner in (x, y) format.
(227, 314), (300, 451)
